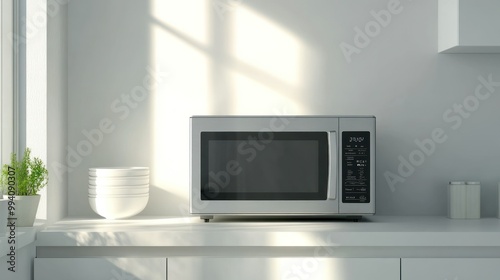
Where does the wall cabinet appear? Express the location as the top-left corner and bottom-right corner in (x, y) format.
(439, 0), (500, 53)
(168, 257), (400, 280)
(402, 258), (500, 280)
(34, 258), (166, 280)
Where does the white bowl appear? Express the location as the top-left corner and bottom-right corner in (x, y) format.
(89, 176), (149, 186)
(88, 184), (149, 189)
(88, 193), (149, 198)
(88, 188), (149, 195)
(89, 167), (149, 177)
(89, 195), (148, 219)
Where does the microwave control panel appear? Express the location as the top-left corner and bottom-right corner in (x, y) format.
(342, 131), (370, 203)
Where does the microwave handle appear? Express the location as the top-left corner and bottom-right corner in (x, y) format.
(327, 131), (337, 200)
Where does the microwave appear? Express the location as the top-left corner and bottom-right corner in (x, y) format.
(190, 116), (375, 222)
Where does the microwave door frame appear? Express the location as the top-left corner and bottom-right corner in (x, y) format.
(327, 131), (337, 200)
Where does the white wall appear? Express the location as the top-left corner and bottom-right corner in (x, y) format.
(47, 0), (68, 223)
(66, 0), (500, 217)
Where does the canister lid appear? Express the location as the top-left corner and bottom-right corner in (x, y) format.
(449, 181), (466, 185)
(466, 181), (480, 185)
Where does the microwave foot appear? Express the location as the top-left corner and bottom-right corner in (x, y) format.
(350, 216), (362, 222)
(201, 215), (214, 223)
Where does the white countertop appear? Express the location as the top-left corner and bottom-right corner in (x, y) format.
(36, 215), (500, 248)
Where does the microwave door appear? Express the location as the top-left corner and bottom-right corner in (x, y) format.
(200, 132), (328, 201)
(327, 131), (337, 200)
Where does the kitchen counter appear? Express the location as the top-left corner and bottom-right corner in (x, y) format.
(36, 216), (500, 258)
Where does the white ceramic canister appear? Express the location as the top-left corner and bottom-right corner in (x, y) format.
(464, 181), (480, 219)
(498, 182), (500, 218)
(448, 181), (467, 219)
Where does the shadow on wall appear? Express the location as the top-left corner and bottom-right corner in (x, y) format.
(67, 0), (155, 217)
(140, 185), (187, 216)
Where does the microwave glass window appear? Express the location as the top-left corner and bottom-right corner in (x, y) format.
(200, 132), (329, 200)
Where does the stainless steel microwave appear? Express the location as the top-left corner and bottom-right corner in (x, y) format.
(190, 116), (375, 221)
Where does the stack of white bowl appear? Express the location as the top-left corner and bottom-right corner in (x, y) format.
(88, 167), (149, 219)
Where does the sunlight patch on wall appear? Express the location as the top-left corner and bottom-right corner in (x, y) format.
(229, 71), (305, 114)
(151, 0), (209, 46)
(147, 1), (310, 207)
(149, 15), (210, 200)
(231, 6), (303, 87)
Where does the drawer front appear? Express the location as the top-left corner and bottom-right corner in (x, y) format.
(35, 258), (166, 280)
(169, 257), (400, 280)
(402, 258), (500, 280)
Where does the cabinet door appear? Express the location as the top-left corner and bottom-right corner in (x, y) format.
(0, 243), (35, 280)
(402, 258), (500, 280)
(168, 257), (399, 280)
(35, 258), (166, 280)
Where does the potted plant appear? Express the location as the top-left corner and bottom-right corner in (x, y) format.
(1, 148), (48, 227)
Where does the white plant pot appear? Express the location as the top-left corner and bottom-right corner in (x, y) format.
(3, 195), (40, 227)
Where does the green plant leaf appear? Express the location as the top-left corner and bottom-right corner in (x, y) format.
(1, 147), (48, 196)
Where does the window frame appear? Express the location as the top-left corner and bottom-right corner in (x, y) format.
(1, 0), (16, 166)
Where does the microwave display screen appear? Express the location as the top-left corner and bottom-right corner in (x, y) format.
(201, 132), (329, 200)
